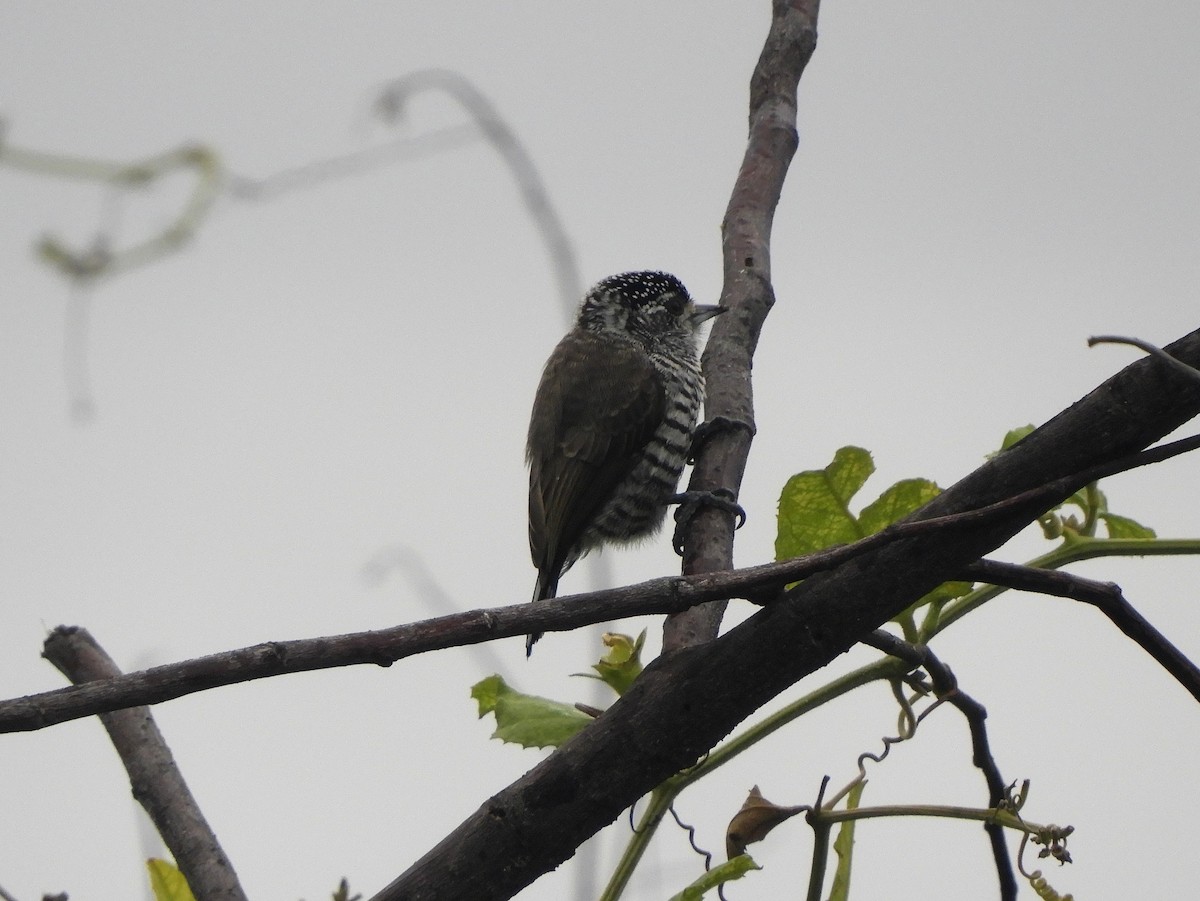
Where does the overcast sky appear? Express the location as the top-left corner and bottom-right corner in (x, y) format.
(2, 3), (1198, 900)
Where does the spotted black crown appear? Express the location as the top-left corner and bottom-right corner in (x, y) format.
(577, 271), (697, 336)
(593, 271), (690, 308)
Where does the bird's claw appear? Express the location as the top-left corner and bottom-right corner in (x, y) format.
(669, 488), (747, 555)
(687, 416), (756, 464)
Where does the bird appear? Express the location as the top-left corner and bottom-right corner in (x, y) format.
(525, 271), (725, 654)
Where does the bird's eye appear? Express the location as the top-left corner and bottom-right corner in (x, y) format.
(663, 293), (686, 317)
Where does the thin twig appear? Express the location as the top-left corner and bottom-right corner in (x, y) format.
(374, 69), (582, 322)
(862, 632), (1017, 901)
(42, 627), (248, 901)
(1089, 335), (1200, 384)
(225, 123), (479, 201)
(963, 559), (1200, 702)
(923, 652), (1016, 901)
(804, 776), (833, 901)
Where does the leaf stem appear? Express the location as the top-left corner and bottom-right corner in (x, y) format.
(601, 659), (909, 896)
(598, 786), (675, 901)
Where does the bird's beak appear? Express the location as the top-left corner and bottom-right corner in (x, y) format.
(691, 304), (727, 325)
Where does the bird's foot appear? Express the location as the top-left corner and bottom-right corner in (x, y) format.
(687, 416), (756, 464)
(669, 488), (747, 555)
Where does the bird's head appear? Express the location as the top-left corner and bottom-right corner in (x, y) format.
(576, 271), (725, 345)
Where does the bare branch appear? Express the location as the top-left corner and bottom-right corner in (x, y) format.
(42, 627), (248, 901)
(225, 122), (480, 201)
(665, 0), (823, 651)
(963, 559), (1200, 702)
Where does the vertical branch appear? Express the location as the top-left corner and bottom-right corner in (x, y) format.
(43, 627), (248, 901)
(666, 0), (822, 650)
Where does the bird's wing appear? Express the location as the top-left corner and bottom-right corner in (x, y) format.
(527, 332), (664, 597)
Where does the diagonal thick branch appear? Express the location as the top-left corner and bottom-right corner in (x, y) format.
(370, 320), (1200, 899)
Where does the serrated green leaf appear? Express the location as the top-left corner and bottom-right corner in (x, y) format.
(147, 859), (195, 901)
(1100, 512), (1157, 539)
(492, 695), (590, 748)
(471, 675), (590, 749)
(858, 478), (942, 536)
(827, 782), (866, 901)
(776, 447), (874, 560)
(470, 674), (504, 716)
(668, 854), (761, 901)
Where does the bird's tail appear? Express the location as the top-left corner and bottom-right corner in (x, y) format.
(525, 570), (559, 656)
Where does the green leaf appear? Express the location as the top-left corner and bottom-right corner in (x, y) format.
(667, 854), (761, 901)
(992, 424), (1035, 456)
(471, 674), (505, 715)
(776, 447), (875, 560)
(147, 859), (195, 901)
(777, 448), (966, 616)
(585, 630), (644, 696)
(470, 675), (590, 749)
(917, 579), (974, 607)
(1066, 485), (1106, 515)
(1100, 512), (1157, 539)
(858, 478), (942, 536)
(827, 782), (866, 901)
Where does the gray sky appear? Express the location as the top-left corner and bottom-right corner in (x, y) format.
(2, 3), (1198, 899)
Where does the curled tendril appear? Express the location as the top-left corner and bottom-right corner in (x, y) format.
(627, 796), (643, 834)
(1027, 870), (1075, 901)
(668, 803), (714, 871)
(824, 679), (943, 809)
(666, 805), (733, 901)
(998, 779), (1032, 815)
